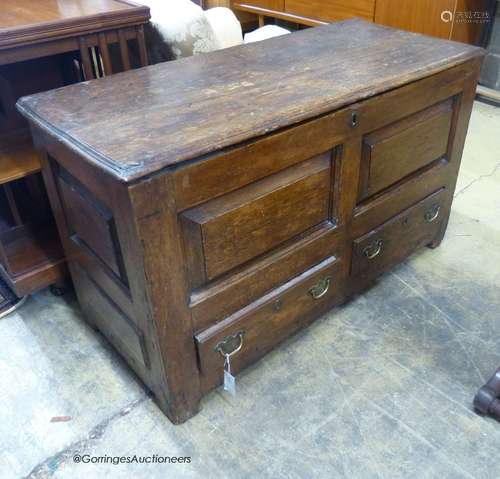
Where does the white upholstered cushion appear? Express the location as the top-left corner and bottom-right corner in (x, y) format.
(244, 25), (291, 44)
(141, 0), (219, 58)
(204, 7), (243, 49)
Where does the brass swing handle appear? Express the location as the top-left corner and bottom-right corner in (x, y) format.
(424, 204), (441, 223)
(363, 239), (383, 260)
(309, 277), (332, 300)
(215, 331), (245, 357)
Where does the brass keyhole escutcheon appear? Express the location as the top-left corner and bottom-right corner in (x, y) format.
(309, 277), (332, 300)
(363, 239), (383, 259)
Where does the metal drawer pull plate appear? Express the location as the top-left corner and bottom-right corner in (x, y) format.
(309, 277), (332, 300)
(215, 331), (245, 357)
(363, 239), (383, 259)
(424, 204), (441, 223)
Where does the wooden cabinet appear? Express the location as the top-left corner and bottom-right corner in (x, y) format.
(375, 0), (488, 44)
(232, 0), (488, 44)
(18, 21), (483, 423)
(285, 0), (375, 23)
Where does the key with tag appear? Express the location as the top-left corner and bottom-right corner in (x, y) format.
(223, 355), (236, 396)
(215, 331), (245, 397)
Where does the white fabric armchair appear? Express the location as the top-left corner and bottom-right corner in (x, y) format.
(140, 0), (289, 63)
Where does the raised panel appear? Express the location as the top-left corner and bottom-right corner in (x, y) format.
(182, 153), (332, 282)
(285, 0), (375, 22)
(73, 263), (149, 371)
(56, 166), (127, 283)
(358, 99), (453, 202)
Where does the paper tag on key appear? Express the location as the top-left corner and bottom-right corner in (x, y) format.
(224, 369), (236, 396)
(223, 356), (236, 396)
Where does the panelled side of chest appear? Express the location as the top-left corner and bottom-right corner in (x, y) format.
(29, 125), (193, 423)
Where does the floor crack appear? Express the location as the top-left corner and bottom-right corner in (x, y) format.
(454, 161), (500, 198)
(24, 394), (150, 479)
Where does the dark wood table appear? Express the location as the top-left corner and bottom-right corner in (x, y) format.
(0, 0), (150, 297)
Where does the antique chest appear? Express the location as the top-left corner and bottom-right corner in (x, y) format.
(17, 20), (484, 424)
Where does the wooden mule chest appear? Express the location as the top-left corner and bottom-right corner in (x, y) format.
(17, 20), (484, 423)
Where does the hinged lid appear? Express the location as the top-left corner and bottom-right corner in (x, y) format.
(17, 19), (483, 183)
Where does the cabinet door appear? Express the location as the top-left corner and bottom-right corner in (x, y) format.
(374, 0), (455, 39)
(285, 0), (375, 22)
(235, 0), (284, 11)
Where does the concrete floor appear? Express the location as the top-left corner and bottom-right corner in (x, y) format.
(1, 100), (500, 479)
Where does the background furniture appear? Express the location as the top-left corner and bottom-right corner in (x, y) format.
(19, 20), (483, 423)
(475, 367), (500, 420)
(142, 0), (289, 63)
(478, 2), (500, 100)
(231, 0), (490, 44)
(0, 0), (150, 298)
(141, 0), (242, 61)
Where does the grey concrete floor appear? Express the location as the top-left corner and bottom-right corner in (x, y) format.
(1, 100), (500, 479)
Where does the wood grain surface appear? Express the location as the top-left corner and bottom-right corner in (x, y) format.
(17, 19), (483, 183)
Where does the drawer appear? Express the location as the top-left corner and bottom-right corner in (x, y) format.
(358, 99), (453, 203)
(195, 256), (343, 392)
(190, 222), (341, 331)
(351, 189), (446, 278)
(181, 153), (333, 283)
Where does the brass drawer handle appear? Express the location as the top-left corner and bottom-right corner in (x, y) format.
(363, 239), (383, 259)
(309, 277), (331, 300)
(424, 204), (441, 223)
(215, 331), (245, 357)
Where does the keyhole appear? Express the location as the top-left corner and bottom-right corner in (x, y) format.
(273, 299), (283, 313)
(351, 111), (358, 128)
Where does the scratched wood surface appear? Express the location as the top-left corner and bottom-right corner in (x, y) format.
(17, 19), (482, 182)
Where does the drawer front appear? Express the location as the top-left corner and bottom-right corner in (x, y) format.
(195, 256), (343, 392)
(182, 153), (333, 282)
(358, 99), (453, 203)
(351, 189), (446, 278)
(285, 0), (375, 22)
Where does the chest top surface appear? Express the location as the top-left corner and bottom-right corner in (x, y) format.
(0, 0), (149, 49)
(17, 19), (483, 183)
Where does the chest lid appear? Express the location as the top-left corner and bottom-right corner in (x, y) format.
(16, 19), (483, 183)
